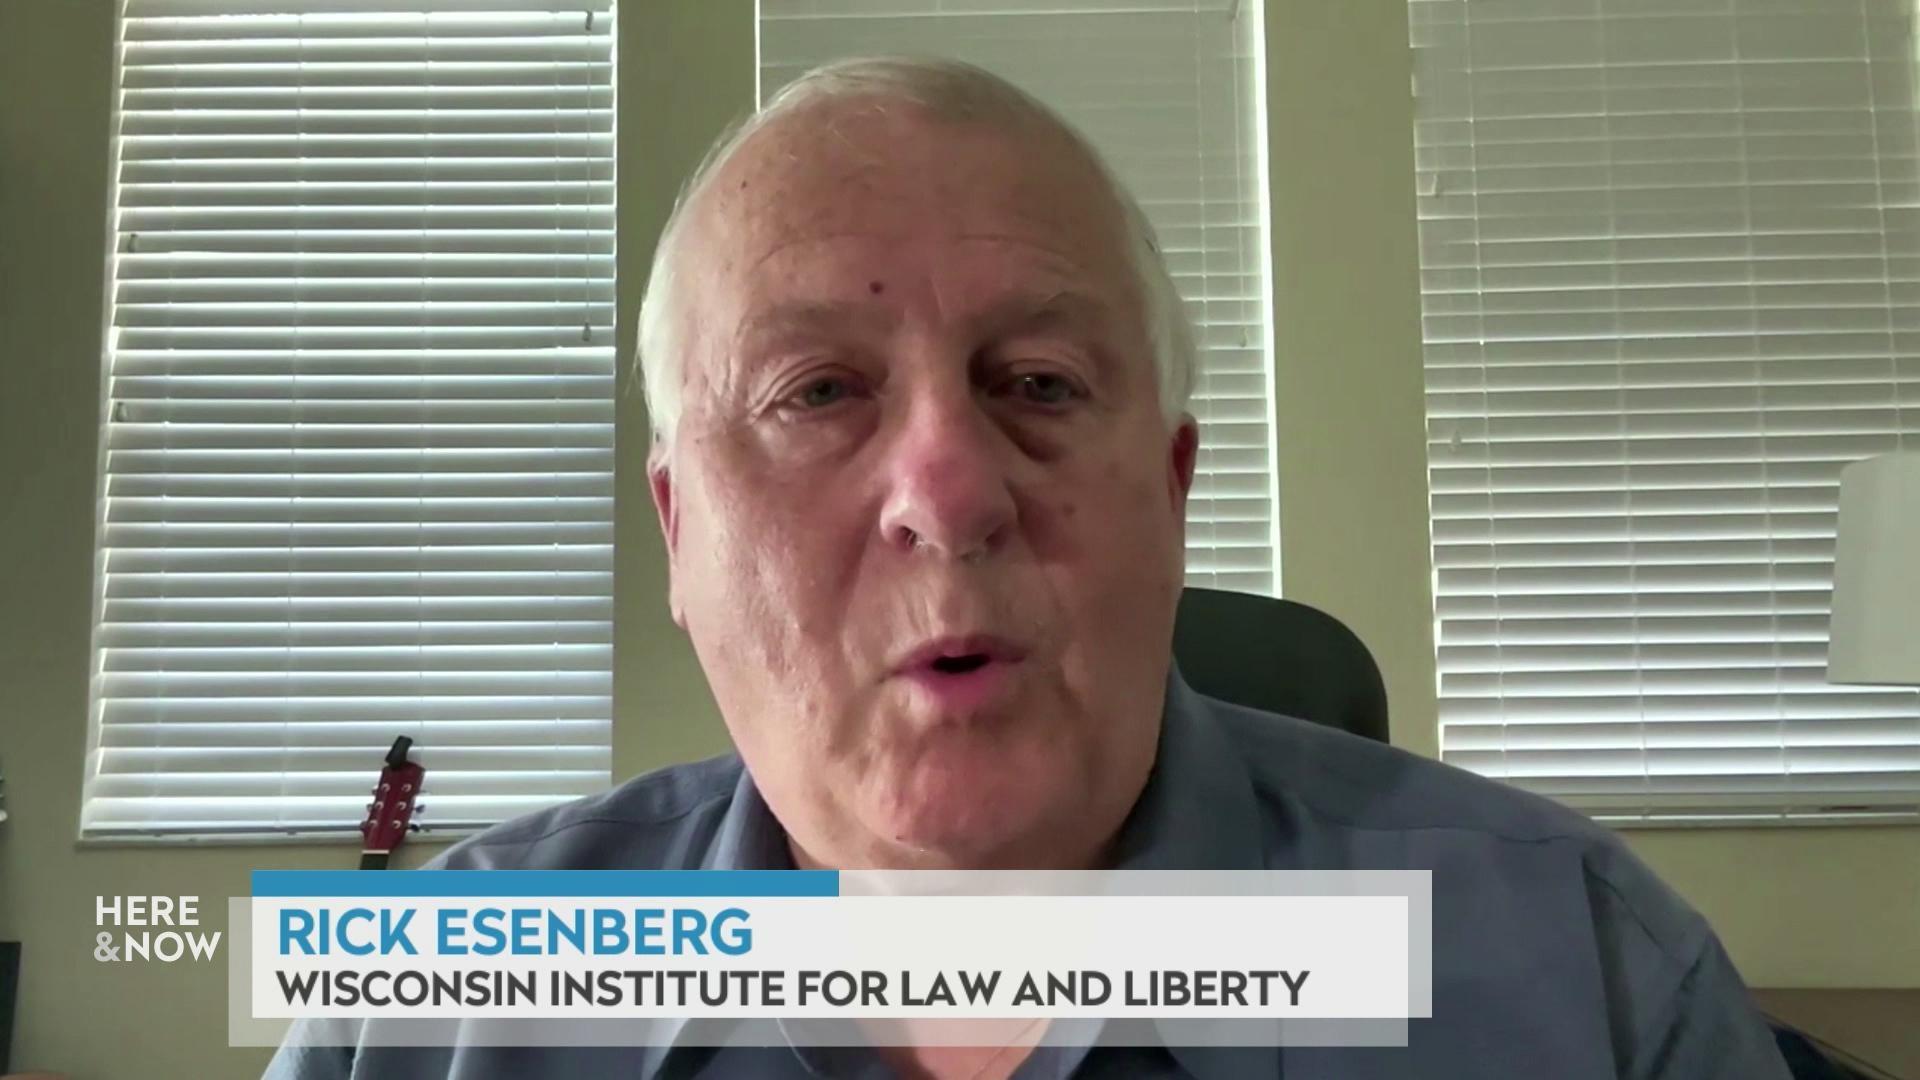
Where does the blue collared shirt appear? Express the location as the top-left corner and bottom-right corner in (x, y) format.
(266, 675), (1791, 1079)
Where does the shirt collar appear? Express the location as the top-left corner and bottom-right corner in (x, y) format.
(680, 668), (1280, 1080)
(1107, 668), (1269, 872)
(701, 763), (796, 872)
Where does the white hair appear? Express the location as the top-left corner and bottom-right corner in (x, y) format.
(636, 56), (1197, 460)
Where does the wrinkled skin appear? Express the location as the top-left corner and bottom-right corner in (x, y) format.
(649, 99), (1198, 872)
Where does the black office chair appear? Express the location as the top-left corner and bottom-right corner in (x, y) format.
(1171, 586), (1390, 744)
(0, 940), (17, 1074)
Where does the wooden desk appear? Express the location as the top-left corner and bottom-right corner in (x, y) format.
(1755, 989), (1920, 1080)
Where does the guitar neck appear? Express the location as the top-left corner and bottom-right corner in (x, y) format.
(359, 736), (423, 870)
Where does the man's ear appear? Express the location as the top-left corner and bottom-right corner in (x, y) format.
(647, 447), (687, 629)
(1168, 415), (1199, 508)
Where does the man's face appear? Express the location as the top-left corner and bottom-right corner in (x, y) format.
(651, 102), (1198, 869)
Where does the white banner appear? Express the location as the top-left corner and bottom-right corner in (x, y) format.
(249, 894), (1411, 1021)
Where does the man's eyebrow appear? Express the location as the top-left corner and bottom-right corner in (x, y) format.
(976, 288), (1118, 335)
(729, 288), (1119, 355)
(732, 300), (890, 352)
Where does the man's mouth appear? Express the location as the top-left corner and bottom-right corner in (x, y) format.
(897, 636), (1027, 675)
(892, 636), (1028, 713)
(930, 653), (991, 675)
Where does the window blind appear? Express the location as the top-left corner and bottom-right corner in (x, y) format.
(1412, 0), (1920, 821)
(84, 0), (617, 838)
(759, 0), (1279, 595)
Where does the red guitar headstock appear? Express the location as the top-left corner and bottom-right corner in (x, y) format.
(360, 736), (425, 868)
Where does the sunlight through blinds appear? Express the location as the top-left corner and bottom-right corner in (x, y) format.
(84, 0), (617, 837)
(1412, 0), (1920, 821)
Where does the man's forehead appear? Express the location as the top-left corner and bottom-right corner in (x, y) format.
(720, 98), (1084, 197)
(685, 99), (1132, 282)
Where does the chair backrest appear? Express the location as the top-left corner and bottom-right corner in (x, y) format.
(0, 940), (18, 1073)
(1172, 587), (1390, 744)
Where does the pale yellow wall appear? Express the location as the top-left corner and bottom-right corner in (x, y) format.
(608, 2), (746, 782)
(1263, 0), (1439, 763)
(0, 2), (1913, 1079)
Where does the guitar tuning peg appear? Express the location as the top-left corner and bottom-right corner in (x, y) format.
(413, 803), (424, 815)
(409, 823), (422, 832)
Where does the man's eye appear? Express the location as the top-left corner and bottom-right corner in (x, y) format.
(1009, 372), (1081, 406)
(794, 376), (856, 409)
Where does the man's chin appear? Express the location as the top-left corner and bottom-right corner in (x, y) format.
(864, 762), (1068, 868)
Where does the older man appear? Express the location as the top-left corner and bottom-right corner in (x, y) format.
(268, 57), (1791, 1080)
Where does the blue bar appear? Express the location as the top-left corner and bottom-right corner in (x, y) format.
(251, 869), (839, 898)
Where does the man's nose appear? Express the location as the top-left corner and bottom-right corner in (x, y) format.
(877, 392), (1018, 563)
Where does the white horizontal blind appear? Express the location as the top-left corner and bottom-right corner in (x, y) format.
(1413, 0), (1920, 821)
(759, 0), (1279, 594)
(84, 0), (617, 838)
